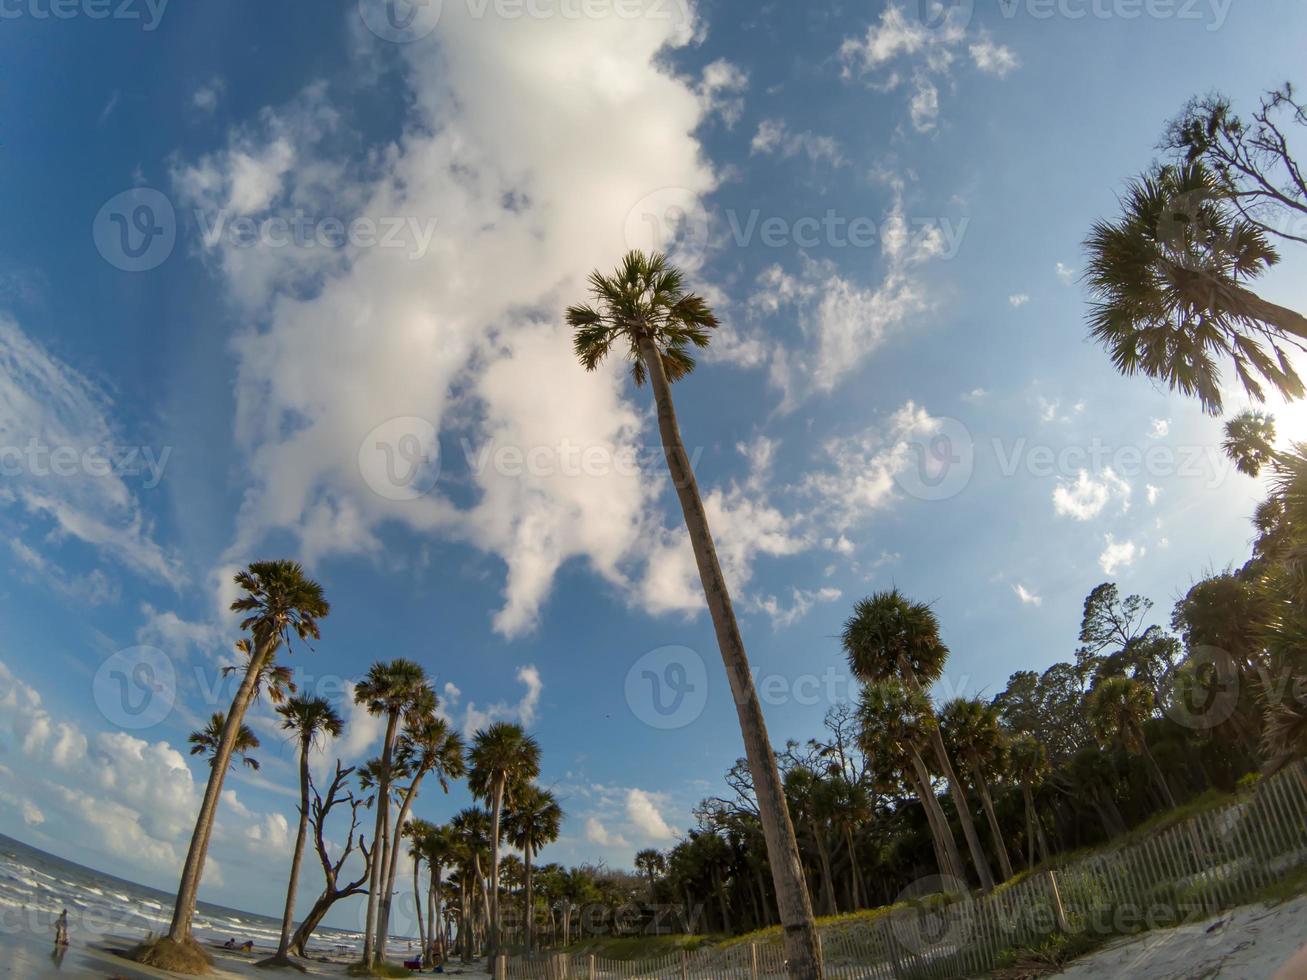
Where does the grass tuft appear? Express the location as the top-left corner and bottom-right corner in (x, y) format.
(127, 935), (214, 974)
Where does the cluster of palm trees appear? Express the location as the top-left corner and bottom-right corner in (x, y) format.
(129, 560), (566, 974)
(637, 539), (1305, 938)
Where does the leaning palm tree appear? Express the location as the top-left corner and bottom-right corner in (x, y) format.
(939, 697), (1015, 881)
(150, 561), (328, 967)
(352, 659), (433, 966)
(1084, 162), (1307, 415)
(262, 695), (344, 968)
(467, 722), (540, 959)
(503, 784), (562, 953)
(566, 250), (823, 979)
(842, 591), (996, 891)
(1087, 675), (1177, 809)
(858, 679), (967, 889)
(375, 715), (465, 959)
(188, 713), (261, 771)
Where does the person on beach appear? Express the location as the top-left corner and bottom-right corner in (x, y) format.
(53, 909), (68, 946)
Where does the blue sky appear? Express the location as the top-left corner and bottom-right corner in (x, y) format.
(1, 0), (1305, 933)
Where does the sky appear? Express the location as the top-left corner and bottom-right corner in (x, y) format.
(1, 0), (1306, 936)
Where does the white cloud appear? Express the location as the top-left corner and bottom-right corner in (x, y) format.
(1146, 484), (1162, 506)
(1149, 418), (1170, 439)
(970, 38), (1020, 77)
(840, 4), (1016, 127)
(749, 586), (842, 630)
(0, 317), (178, 582)
(698, 59), (748, 127)
(192, 77), (225, 113)
(626, 789), (674, 841)
(1013, 583), (1042, 607)
(584, 816), (627, 848)
(172, 8), (722, 639)
(1056, 262), (1076, 284)
(459, 665), (544, 737)
(751, 119), (845, 165)
(1052, 468), (1131, 520)
(1008, 293), (1030, 307)
(1099, 536), (1144, 575)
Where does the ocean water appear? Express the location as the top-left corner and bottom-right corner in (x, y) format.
(0, 833), (366, 957)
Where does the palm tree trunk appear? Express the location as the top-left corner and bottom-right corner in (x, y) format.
(813, 829), (837, 915)
(1172, 263), (1307, 339)
(637, 335), (824, 980)
(167, 638), (272, 942)
(842, 826), (862, 910)
(967, 757), (1013, 881)
(426, 870), (437, 967)
(377, 770), (431, 957)
(410, 853), (426, 954)
(900, 660), (996, 891)
(488, 777), (504, 959)
(524, 845), (535, 952)
(270, 732), (313, 961)
(363, 709), (400, 965)
(1140, 737), (1178, 809)
(907, 752), (965, 888)
(1022, 785), (1051, 864)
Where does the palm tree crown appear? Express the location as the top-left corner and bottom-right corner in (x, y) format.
(277, 694), (344, 748)
(231, 559), (330, 653)
(468, 722), (542, 799)
(842, 590), (950, 684)
(189, 712), (261, 771)
(565, 249), (718, 387)
(1085, 162), (1307, 414)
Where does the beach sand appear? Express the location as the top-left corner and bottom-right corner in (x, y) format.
(1054, 894), (1307, 979)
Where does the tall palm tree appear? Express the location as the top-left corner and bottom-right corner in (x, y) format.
(503, 784), (562, 953)
(1007, 735), (1051, 867)
(1087, 675), (1177, 808)
(163, 561), (328, 950)
(939, 697), (1015, 881)
(352, 659), (432, 965)
(1084, 162), (1307, 415)
(566, 250), (823, 979)
(262, 695), (343, 968)
(188, 713), (261, 771)
(857, 679), (967, 889)
(842, 591), (996, 891)
(450, 806), (493, 960)
(467, 722), (540, 959)
(402, 819), (437, 963)
(376, 715), (465, 958)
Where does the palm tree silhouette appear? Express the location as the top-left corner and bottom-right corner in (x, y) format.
(504, 784), (562, 953)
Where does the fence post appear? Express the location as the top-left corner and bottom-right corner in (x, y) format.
(588, 953), (596, 980)
(495, 953), (507, 980)
(680, 950), (689, 980)
(1044, 870), (1071, 934)
(750, 942), (759, 980)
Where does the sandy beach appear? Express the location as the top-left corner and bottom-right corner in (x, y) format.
(1053, 894), (1307, 979)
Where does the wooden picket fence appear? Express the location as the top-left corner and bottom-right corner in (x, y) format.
(501, 763), (1307, 979)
